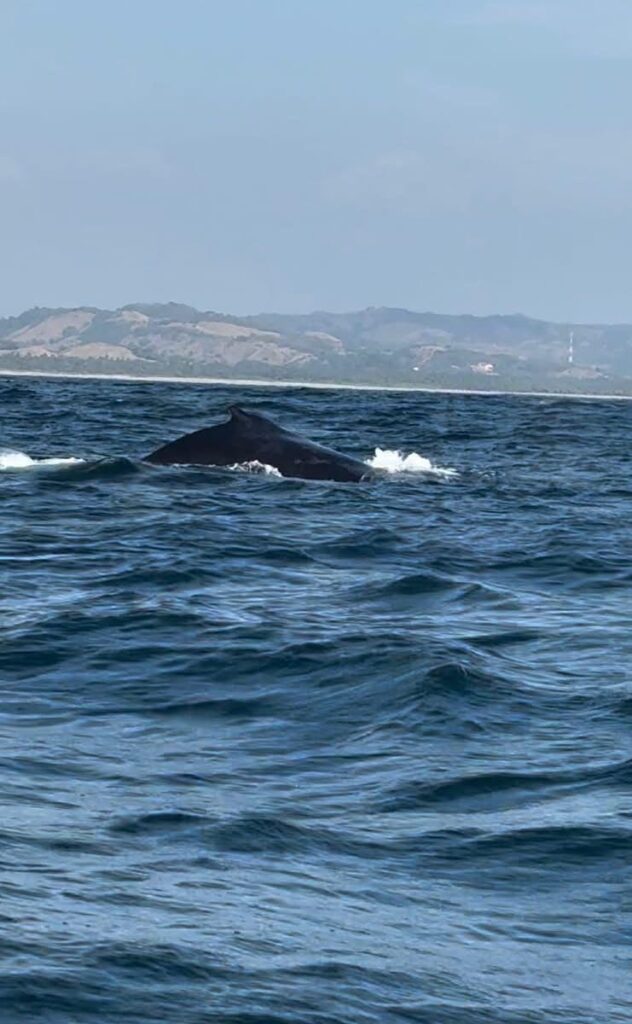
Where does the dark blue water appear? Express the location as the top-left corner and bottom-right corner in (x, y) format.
(1, 376), (630, 1024)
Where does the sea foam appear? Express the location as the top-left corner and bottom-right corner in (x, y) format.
(366, 448), (457, 477)
(0, 451), (85, 471)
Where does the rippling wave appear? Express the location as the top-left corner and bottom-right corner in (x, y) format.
(1, 377), (630, 1024)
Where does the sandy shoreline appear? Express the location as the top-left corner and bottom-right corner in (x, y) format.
(0, 366), (630, 401)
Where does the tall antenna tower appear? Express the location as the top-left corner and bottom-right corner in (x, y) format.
(568, 330), (574, 366)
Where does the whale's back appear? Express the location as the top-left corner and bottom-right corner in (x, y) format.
(146, 406), (371, 482)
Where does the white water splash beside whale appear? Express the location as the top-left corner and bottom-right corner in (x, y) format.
(0, 451), (85, 471)
(366, 448), (457, 477)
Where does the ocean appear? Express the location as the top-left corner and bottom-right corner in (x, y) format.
(1, 375), (630, 1024)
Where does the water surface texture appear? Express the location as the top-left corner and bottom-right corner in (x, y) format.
(1, 377), (630, 1023)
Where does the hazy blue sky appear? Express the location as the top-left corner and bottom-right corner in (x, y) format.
(1, 0), (631, 320)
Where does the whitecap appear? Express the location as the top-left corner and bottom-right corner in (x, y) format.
(0, 451), (85, 471)
(366, 448), (457, 478)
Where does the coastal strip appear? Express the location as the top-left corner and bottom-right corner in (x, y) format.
(1, 367), (630, 401)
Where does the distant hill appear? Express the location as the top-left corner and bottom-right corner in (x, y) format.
(1, 303), (631, 394)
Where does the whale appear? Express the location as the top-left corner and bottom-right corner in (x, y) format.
(145, 405), (373, 482)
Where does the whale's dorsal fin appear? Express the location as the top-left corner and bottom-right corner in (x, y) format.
(228, 404), (252, 422)
(227, 405), (284, 432)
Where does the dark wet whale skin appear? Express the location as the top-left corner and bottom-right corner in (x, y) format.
(145, 405), (373, 482)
